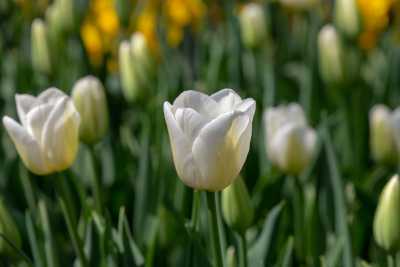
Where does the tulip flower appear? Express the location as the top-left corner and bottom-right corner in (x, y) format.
(164, 89), (256, 191)
(263, 103), (317, 175)
(72, 76), (109, 144)
(31, 18), (52, 74)
(334, 0), (360, 39)
(374, 174), (400, 252)
(239, 3), (267, 49)
(2, 88), (80, 175)
(369, 105), (400, 165)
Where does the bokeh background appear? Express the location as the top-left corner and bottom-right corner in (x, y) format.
(0, 0), (400, 266)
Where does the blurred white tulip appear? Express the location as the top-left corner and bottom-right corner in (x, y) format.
(72, 76), (109, 144)
(239, 3), (267, 48)
(263, 103), (316, 175)
(2, 88), (80, 175)
(334, 0), (360, 39)
(370, 105), (400, 165)
(164, 89), (256, 191)
(31, 18), (51, 74)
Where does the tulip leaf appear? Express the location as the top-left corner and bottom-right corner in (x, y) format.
(323, 125), (353, 267)
(26, 212), (45, 267)
(248, 201), (285, 267)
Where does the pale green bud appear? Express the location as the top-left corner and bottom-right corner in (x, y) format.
(239, 3), (267, 49)
(374, 175), (400, 252)
(222, 177), (253, 233)
(0, 198), (21, 256)
(334, 0), (360, 39)
(72, 76), (109, 144)
(318, 25), (344, 86)
(369, 105), (398, 165)
(119, 41), (139, 102)
(31, 18), (51, 74)
(45, 0), (74, 38)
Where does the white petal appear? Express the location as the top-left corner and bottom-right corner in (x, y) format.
(2, 116), (49, 175)
(192, 111), (245, 191)
(37, 87), (67, 104)
(172, 90), (218, 118)
(211, 89), (243, 114)
(174, 107), (208, 143)
(41, 97), (80, 172)
(15, 94), (37, 127)
(164, 102), (202, 188)
(25, 103), (53, 142)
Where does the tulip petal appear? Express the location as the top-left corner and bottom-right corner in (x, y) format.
(2, 116), (49, 175)
(164, 102), (202, 188)
(25, 103), (53, 143)
(15, 94), (37, 127)
(37, 87), (67, 104)
(211, 89), (243, 114)
(42, 97), (80, 171)
(175, 107), (208, 143)
(192, 111), (245, 191)
(173, 90), (218, 118)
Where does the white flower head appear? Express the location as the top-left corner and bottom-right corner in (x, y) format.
(3, 88), (81, 175)
(263, 103), (316, 175)
(164, 89), (256, 191)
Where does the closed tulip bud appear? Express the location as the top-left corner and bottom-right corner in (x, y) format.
(318, 25), (345, 86)
(369, 105), (399, 165)
(130, 32), (153, 78)
(164, 89), (256, 191)
(263, 103), (317, 175)
(222, 176), (254, 233)
(45, 0), (74, 38)
(72, 76), (109, 144)
(2, 88), (80, 175)
(0, 198), (21, 256)
(334, 0), (360, 39)
(239, 3), (267, 49)
(119, 41), (139, 102)
(31, 18), (51, 74)
(374, 175), (400, 252)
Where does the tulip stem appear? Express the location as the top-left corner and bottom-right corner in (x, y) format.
(89, 145), (103, 214)
(388, 254), (396, 267)
(206, 192), (224, 267)
(237, 232), (247, 267)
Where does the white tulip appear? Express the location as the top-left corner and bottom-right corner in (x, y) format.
(263, 103), (316, 175)
(239, 3), (267, 48)
(2, 88), (80, 175)
(164, 89), (256, 191)
(370, 105), (400, 165)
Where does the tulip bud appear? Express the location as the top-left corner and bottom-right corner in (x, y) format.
(119, 41), (139, 102)
(318, 25), (344, 86)
(239, 3), (267, 49)
(45, 0), (74, 38)
(369, 105), (398, 165)
(31, 18), (52, 74)
(334, 0), (360, 39)
(130, 32), (153, 86)
(2, 88), (81, 175)
(72, 76), (109, 144)
(264, 104), (317, 175)
(374, 175), (400, 252)
(0, 198), (21, 256)
(222, 177), (254, 233)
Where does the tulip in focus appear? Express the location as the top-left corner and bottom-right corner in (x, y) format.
(31, 18), (52, 74)
(263, 103), (317, 175)
(318, 25), (345, 86)
(0, 198), (21, 256)
(222, 176), (254, 233)
(72, 76), (109, 144)
(239, 3), (267, 49)
(374, 174), (400, 252)
(334, 0), (361, 39)
(164, 89), (256, 191)
(369, 105), (400, 165)
(2, 88), (80, 175)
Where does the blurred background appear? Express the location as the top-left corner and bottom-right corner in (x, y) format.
(1, 0), (400, 266)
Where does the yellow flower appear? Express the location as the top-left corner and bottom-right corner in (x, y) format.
(357, 0), (393, 50)
(136, 8), (159, 54)
(81, 0), (120, 68)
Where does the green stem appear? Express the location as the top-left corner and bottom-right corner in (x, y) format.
(191, 190), (200, 231)
(89, 145), (103, 214)
(206, 192), (224, 267)
(59, 197), (88, 267)
(237, 232), (247, 267)
(388, 254), (395, 267)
